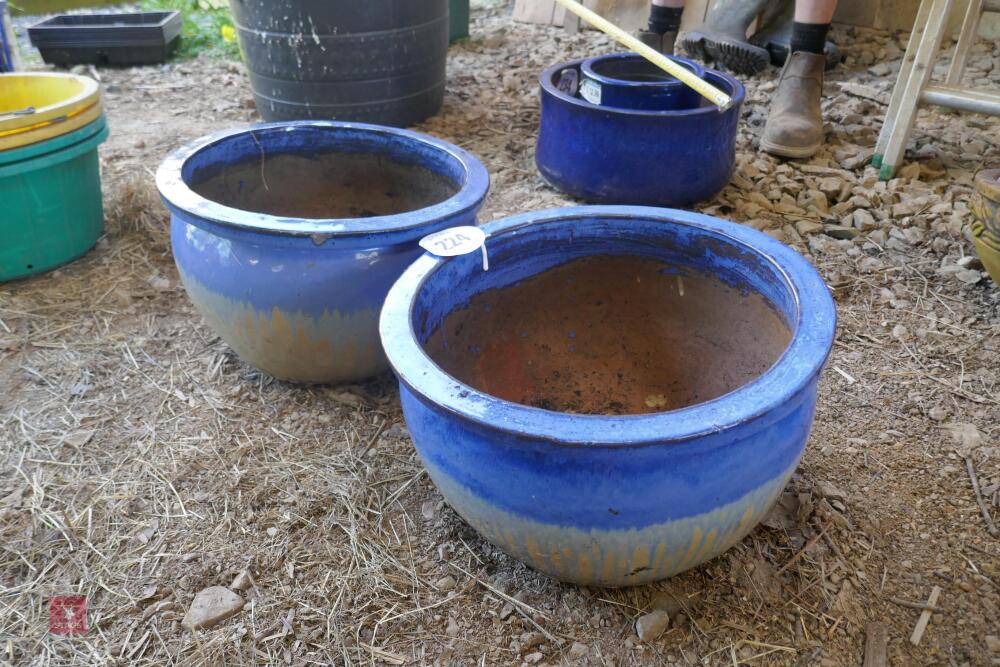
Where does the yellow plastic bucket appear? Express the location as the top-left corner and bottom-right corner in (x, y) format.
(0, 72), (102, 151)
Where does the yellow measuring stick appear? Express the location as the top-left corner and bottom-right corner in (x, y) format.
(552, 0), (732, 110)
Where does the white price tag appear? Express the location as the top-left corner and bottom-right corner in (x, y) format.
(419, 226), (489, 270)
(580, 78), (602, 105)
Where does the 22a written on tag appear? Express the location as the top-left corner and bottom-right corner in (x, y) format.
(419, 226), (489, 270)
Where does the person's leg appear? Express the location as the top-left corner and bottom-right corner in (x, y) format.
(640, 0), (685, 54)
(793, 0), (837, 23)
(761, 0), (837, 158)
(790, 0), (836, 53)
(750, 0), (842, 70)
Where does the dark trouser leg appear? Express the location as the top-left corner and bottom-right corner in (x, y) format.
(638, 0), (684, 55)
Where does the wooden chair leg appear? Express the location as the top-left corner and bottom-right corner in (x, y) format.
(879, 0), (953, 180)
(874, 0), (934, 168)
(945, 0), (984, 85)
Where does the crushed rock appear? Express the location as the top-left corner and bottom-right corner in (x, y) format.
(182, 587), (245, 630)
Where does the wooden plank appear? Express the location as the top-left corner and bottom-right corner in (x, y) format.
(909, 585), (942, 646)
(874, 0), (934, 160)
(513, 0), (601, 27)
(553, 1), (569, 27)
(863, 622), (889, 667)
(945, 0), (984, 84)
(512, 0), (558, 25)
(594, 0), (647, 32)
(564, 11), (581, 33)
(880, 0), (953, 178)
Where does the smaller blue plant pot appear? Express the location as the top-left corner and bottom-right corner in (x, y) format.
(579, 52), (706, 111)
(537, 59), (745, 207)
(157, 121), (489, 384)
(380, 206), (837, 587)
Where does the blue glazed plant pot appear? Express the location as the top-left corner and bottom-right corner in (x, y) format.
(157, 121), (489, 384)
(579, 52), (706, 111)
(537, 60), (744, 207)
(380, 206), (836, 586)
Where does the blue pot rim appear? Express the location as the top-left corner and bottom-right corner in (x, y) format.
(580, 52), (705, 92)
(155, 120), (491, 237)
(541, 58), (746, 116)
(380, 206), (837, 447)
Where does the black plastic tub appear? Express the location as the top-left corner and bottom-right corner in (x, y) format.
(28, 11), (181, 66)
(231, 0), (448, 126)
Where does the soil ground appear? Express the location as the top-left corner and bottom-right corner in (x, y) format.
(2, 4), (999, 666)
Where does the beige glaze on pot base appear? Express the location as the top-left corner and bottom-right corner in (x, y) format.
(425, 255), (792, 415)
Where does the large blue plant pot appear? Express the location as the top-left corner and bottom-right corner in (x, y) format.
(537, 60), (744, 207)
(380, 207), (836, 586)
(157, 121), (489, 384)
(580, 53), (706, 111)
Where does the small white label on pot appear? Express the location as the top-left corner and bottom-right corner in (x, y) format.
(419, 226), (489, 270)
(580, 78), (602, 105)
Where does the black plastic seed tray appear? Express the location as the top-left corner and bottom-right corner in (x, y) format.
(28, 11), (182, 66)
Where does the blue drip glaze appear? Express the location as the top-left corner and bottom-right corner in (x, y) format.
(379, 207), (836, 583)
(156, 121), (489, 383)
(536, 63), (745, 207)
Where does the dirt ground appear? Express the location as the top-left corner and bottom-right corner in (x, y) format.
(2, 4), (999, 666)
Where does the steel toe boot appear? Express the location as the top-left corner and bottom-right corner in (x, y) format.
(680, 0), (772, 75)
(761, 51), (826, 158)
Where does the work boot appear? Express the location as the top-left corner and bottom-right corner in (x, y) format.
(761, 51), (826, 158)
(680, 0), (771, 75)
(637, 29), (676, 55)
(750, 0), (842, 69)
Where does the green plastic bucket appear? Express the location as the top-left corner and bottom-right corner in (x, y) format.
(0, 114), (108, 281)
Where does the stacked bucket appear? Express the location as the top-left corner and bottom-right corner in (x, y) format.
(0, 73), (108, 281)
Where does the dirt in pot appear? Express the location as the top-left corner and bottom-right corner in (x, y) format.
(192, 153), (458, 219)
(424, 255), (792, 415)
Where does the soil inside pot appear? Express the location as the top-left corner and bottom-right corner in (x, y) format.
(424, 255), (792, 415)
(192, 152), (458, 219)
